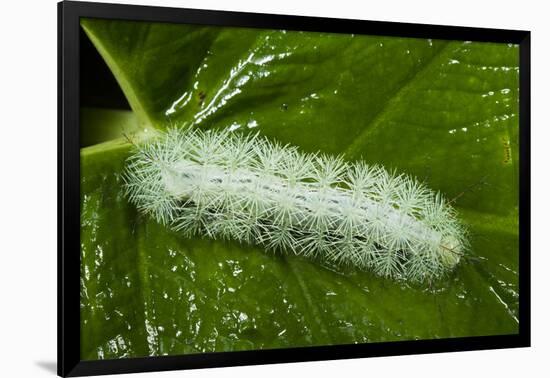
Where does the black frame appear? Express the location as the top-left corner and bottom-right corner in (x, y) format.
(58, 1), (531, 376)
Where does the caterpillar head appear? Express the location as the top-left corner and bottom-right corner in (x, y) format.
(439, 235), (463, 268)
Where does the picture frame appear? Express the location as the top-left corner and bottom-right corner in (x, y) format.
(58, 1), (531, 376)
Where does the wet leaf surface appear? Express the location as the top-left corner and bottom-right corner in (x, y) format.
(80, 19), (519, 360)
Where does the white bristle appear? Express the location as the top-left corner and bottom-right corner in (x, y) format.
(124, 128), (468, 283)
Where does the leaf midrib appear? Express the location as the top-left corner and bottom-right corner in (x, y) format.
(81, 21), (155, 130)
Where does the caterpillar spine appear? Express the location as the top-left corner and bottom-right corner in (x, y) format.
(124, 128), (467, 283)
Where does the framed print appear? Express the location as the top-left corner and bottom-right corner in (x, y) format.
(58, 1), (530, 376)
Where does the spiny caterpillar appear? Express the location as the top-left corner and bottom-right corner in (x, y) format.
(124, 128), (467, 283)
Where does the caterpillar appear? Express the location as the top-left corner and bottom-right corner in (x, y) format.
(123, 127), (467, 283)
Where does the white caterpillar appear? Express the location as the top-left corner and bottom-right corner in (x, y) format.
(124, 128), (467, 283)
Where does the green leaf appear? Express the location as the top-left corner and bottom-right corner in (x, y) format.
(80, 18), (519, 360)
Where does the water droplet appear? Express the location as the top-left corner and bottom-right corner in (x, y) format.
(228, 122), (241, 132)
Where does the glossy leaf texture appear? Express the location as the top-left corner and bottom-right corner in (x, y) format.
(80, 18), (519, 360)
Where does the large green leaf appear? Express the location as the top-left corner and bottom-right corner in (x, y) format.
(79, 18), (519, 360)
